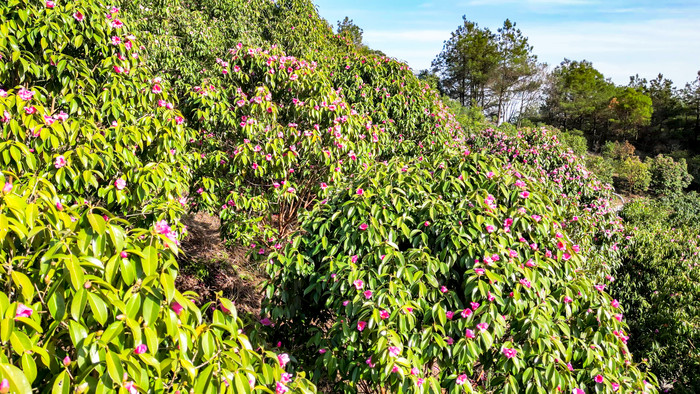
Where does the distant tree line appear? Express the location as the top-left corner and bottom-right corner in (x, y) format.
(420, 15), (700, 159)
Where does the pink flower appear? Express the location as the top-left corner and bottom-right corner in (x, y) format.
(446, 311), (454, 320)
(120, 251), (128, 258)
(123, 382), (138, 394)
(476, 322), (489, 332)
(152, 84), (162, 94)
(319, 348), (326, 354)
(380, 310), (390, 319)
(357, 321), (367, 331)
(171, 301), (183, 315)
(62, 356), (71, 366)
(46, 1), (55, 8)
(134, 344), (147, 354)
(154, 220), (171, 234)
(572, 389), (584, 394)
(470, 302), (480, 310)
(0, 379), (8, 394)
(54, 155), (66, 168)
(485, 225), (495, 233)
(465, 329), (475, 339)
(461, 308), (472, 318)
(359, 223), (368, 231)
(277, 353), (290, 368)
(73, 11), (84, 21)
(114, 178), (126, 190)
(15, 303), (33, 319)
(281, 373), (292, 384)
(342, 300), (350, 306)
(320, 182), (328, 189)
(502, 347), (517, 358)
(275, 382), (289, 394)
(353, 280), (364, 290)
(563, 296), (573, 303)
(2, 182), (12, 193)
(456, 374), (468, 385)
(416, 378), (424, 386)
(474, 268), (485, 275)
(440, 286), (448, 293)
(17, 88), (34, 101)
(411, 367), (420, 376)
(611, 382), (620, 391)
(594, 374), (604, 383)
(356, 188), (364, 195)
(611, 299), (620, 308)
(520, 191), (530, 198)
(424, 221), (430, 227)
(260, 317), (273, 326)
(363, 290), (372, 299)
(388, 346), (400, 357)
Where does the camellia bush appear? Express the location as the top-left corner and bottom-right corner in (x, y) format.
(0, 1), (314, 393)
(264, 149), (656, 392)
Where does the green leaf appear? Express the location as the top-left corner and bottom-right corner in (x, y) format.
(87, 293), (108, 325)
(0, 363), (32, 394)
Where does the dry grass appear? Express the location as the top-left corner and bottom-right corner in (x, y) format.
(176, 212), (265, 315)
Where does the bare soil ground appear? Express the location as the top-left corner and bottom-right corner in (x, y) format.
(176, 212), (265, 315)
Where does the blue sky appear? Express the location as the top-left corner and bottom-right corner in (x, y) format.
(313, 0), (700, 86)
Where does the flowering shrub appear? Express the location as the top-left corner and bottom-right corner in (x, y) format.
(644, 154), (692, 195)
(0, 1), (314, 392)
(264, 150), (655, 392)
(613, 196), (700, 392)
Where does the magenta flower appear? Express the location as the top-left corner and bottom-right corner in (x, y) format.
(520, 191), (530, 198)
(363, 290), (372, 299)
(474, 268), (485, 275)
(388, 346), (400, 357)
(0, 379), (8, 393)
(440, 286), (448, 293)
(275, 382), (289, 394)
(260, 317), (273, 326)
(133, 344), (147, 354)
(120, 251), (128, 258)
(416, 378), (424, 386)
(62, 356), (71, 366)
(461, 308), (472, 318)
(411, 367), (420, 376)
(465, 329), (475, 339)
(456, 374), (468, 385)
(356, 188), (363, 195)
(446, 311), (454, 320)
(594, 374), (604, 383)
(380, 310), (389, 319)
(277, 353), (290, 368)
(470, 302), (480, 310)
(2, 182), (12, 193)
(114, 178), (126, 190)
(123, 381), (138, 394)
(572, 389), (584, 394)
(563, 296), (573, 303)
(424, 221), (430, 227)
(319, 348), (326, 354)
(353, 279), (364, 290)
(502, 347), (517, 358)
(171, 301), (183, 315)
(485, 225), (495, 233)
(476, 322), (489, 332)
(46, 1), (55, 8)
(152, 84), (162, 94)
(73, 11), (84, 21)
(281, 373), (292, 384)
(54, 155), (66, 168)
(357, 321), (367, 331)
(611, 299), (620, 308)
(611, 382), (620, 391)
(15, 303), (33, 319)
(359, 223), (368, 231)
(17, 88), (34, 101)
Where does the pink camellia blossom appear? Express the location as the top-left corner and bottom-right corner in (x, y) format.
(46, 1), (55, 8)
(353, 279), (364, 290)
(611, 382), (620, 391)
(114, 178), (126, 190)
(320, 182), (328, 189)
(356, 188), (363, 195)
(15, 303), (33, 319)
(502, 347), (517, 359)
(281, 373), (292, 384)
(2, 182), (12, 193)
(54, 155), (66, 168)
(594, 374), (604, 383)
(277, 353), (290, 368)
(24, 106), (37, 115)
(520, 191), (530, 198)
(476, 322), (489, 332)
(465, 329), (475, 339)
(73, 11), (84, 21)
(440, 286), (448, 293)
(461, 308), (472, 318)
(410, 367), (420, 376)
(474, 268), (485, 275)
(485, 225), (495, 233)
(567, 363), (574, 372)
(111, 19), (124, 29)
(446, 311), (454, 320)
(359, 223), (368, 231)
(357, 321), (367, 331)
(611, 299), (620, 308)
(366, 357), (375, 368)
(275, 382), (289, 394)
(56, 202), (63, 211)
(572, 389), (584, 394)
(18, 88), (34, 101)
(363, 290), (372, 299)
(0, 379), (8, 393)
(563, 296), (573, 303)
(470, 302), (480, 310)
(152, 84), (162, 94)
(342, 300), (350, 306)
(388, 346), (400, 357)
(380, 310), (389, 319)
(424, 221), (430, 227)
(134, 344), (147, 354)
(319, 348), (326, 354)
(416, 378), (424, 387)
(120, 251), (128, 258)
(123, 381), (138, 394)
(63, 356), (71, 366)
(260, 317), (273, 326)
(456, 374), (468, 385)
(614, 313), (623, 322)
(154, 220), (171, 234)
